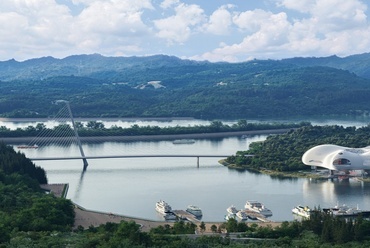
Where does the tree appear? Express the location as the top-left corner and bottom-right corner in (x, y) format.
(86, 121), (105, 129)
(35, 123), (46, 132)
(199, 221), (206, 234)
(210, 224), (218, 233)
(237, 119), (248, 128)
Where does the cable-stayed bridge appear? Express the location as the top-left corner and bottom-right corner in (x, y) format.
(15, 101), (241, 171)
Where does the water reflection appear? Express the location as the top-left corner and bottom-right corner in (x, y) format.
(303, 179), (370, 209)
(74, 170), (86, 200)
(268, 174), (299, 182)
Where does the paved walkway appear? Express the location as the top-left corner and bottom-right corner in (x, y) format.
(73, 205), (174, 232)
(73, 204), (281, 233)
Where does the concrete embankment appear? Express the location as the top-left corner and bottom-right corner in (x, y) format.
(0, 128), (292, 144)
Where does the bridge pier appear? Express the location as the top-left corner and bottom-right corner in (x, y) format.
(82, 158), (88, 171)
(197, 157), (199, 168)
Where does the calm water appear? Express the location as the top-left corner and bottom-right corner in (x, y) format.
(5, 117), (370, 222)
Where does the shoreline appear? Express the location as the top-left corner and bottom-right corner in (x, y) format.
(0, 129), (292, 144)
(0, 117), (196, 122)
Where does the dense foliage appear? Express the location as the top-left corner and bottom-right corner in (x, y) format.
(225, 124), (370, 171)
(0, 143), (75, 244)
(1, 54), (370, 118)
(0, 142), (47, 183)
(5, 210), (370, 247)
(0, 120), (307, 137)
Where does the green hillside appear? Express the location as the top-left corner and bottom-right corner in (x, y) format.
(1, 54), (370, 118)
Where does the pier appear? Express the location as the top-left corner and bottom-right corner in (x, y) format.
(243, 210), (272, 222)
(172, 210), (201, 223)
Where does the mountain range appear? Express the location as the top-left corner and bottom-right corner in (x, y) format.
(1, 53), (370, 119)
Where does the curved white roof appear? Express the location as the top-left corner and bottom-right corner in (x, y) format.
(302, 144), (370, 171)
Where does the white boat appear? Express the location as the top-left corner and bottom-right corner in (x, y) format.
(227, 205), (238, 215)
(186, 205), (203, 217)
(172, 139), (195, 144)
(17, 144), (38, 149)
(292, 205), (311, 218)
(236, 210), (248, 220)
(224, 214), (236, 220)
(244, 200), (273, 217)
(324, 203), (369, 217)
(155, 200), (172, 215)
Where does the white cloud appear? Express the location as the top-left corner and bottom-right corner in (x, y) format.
(195, 11), (292, 62)
(160, 0), (179, 9)
(77, 1), (152, 36)
(279, 0), (367, 31)
(154, 3), (206, 44)
(0, 0), (369, 61)
(0, 0), (154, 60)
(192, 0), (370, 62)
(204, 5), (233, 35)
(233, 9), (276, 33)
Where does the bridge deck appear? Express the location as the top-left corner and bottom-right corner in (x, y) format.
(30, 154), (253, 161)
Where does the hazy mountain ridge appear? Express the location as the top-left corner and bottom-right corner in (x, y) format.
(1, 53), (370, 82)
(282, 53), (370, 79)
(1, 53), (370, 118)
(0, 54), (208, 82)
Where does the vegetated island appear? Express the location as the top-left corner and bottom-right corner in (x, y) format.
(222, 124), (370, 179)
(0, 120), (307, 142)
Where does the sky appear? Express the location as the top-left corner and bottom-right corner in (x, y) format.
(0, 0), (370, 62)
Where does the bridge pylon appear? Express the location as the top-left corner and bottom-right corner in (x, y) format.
(63, 101), (89, 170)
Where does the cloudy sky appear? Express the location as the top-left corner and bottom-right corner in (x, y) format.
(1, 0), (370, 62)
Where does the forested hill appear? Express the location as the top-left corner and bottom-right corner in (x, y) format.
(2, 53), (370, 81)
(282, 53), (370, 79)
(1, 53), (370, 118)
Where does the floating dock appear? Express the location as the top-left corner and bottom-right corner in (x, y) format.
(172, 210), (201, 222)
(243, 210), (272, 222)
(173, 209), (272, 223)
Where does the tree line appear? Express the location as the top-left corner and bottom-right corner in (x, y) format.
(0, 120), (308, 137)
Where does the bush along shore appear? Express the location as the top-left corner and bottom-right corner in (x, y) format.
(0, 119), (307, 138)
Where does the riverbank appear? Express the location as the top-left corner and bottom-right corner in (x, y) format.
(73, 204), (282, 233)
(0, 117), (195, 122)
(0, 128), (291, 144)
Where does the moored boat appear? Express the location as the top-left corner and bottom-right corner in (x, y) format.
(172, 139), (195, 144)
(236, 210), (248, 220)
(245, 200), (273, 217)
(323, 203), (370, 217)
(186, 205), (203, 217)
(156, 200), (172, 215)
(17, 144), (38, 149)
(292, 205), (311, 218)
(224, 214), (236, 220)
(227, 205), (238, 215)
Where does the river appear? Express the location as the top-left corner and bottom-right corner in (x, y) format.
(3, 117), (370, 222)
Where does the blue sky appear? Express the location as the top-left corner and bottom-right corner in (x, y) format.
(1, 0), (369, 62)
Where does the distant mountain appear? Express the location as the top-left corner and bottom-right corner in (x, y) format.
(282, 53), (370, 79)
(1, 53), (370, 82)
(0, 54), (208, 82)
(1, 53), (370, 119)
